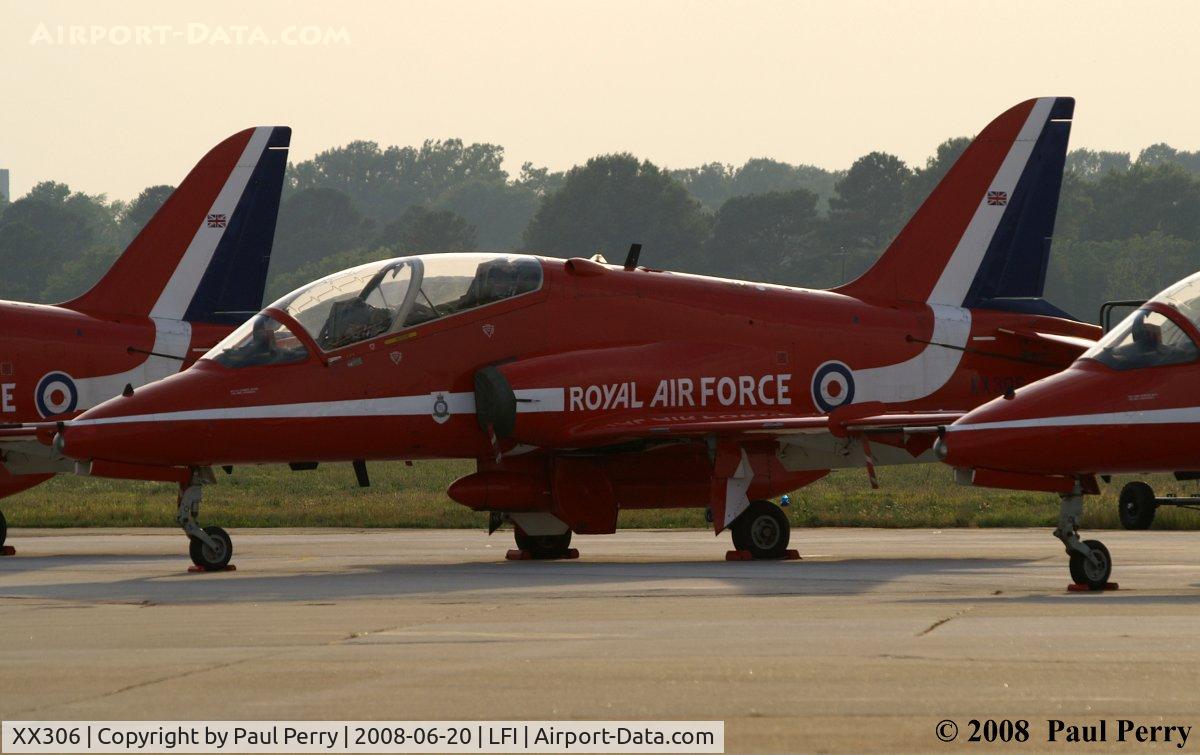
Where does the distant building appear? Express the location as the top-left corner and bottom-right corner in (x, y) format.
(0, 169), (8, 203)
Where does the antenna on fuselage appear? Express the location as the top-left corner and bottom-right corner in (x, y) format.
(353, 459), (370, 487)
(623, 243), (642, 271)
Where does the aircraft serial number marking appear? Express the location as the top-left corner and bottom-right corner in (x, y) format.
(568, 374), (792, 411)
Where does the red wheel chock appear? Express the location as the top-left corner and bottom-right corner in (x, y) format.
(1, 546), (15, 556)
(725, 549), (801, 561)
(187, 564), (237, 573)
(505, 548), (579, 561)
(1067, 582), (1119, 592)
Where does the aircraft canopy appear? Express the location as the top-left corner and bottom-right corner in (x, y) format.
(278, 253), (541, 353)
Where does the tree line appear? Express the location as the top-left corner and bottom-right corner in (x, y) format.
(2, 137), (1200, 323)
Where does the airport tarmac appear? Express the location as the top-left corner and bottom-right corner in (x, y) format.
(4, 527), (1200, 753)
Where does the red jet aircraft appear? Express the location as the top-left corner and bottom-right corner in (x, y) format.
(936, 270), (1200, 588)
(0, 125), (290, 552)
(49, 98), (1100, 570)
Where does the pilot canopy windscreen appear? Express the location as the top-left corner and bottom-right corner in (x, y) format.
(204, 314), (310, 368)
(271, 254), (543, 352)
(1083, 308), (1199, 370)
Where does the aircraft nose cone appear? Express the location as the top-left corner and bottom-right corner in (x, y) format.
(936, 424), (1002, 469)
(934, 387), (1041, 471)
(57, 384), (188, 466)
(57, 419), (128, 463)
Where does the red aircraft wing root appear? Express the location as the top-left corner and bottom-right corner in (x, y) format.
(453, 441), (826, 538)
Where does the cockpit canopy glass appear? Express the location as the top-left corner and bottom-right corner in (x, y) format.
(205, 314), (310, 368)
(1153, 271), (1200, 330)
(1083, 308), (1199, 370)
(270, 254), (542, 352)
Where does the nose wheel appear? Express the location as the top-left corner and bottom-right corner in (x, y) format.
(1068, 539), (1111, 587)
(189, 525), (233, 570)
(730, 499), (790, 560)
(1056, 491), (1113, 590)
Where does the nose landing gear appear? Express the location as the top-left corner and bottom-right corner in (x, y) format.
(176, 469), (234, 571)
(1055, 490), (1114, 590)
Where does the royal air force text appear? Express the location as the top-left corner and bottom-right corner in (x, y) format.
(568, 375), (792, 412)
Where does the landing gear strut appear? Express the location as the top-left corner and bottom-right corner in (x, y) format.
(177, 469), (232, 570)
(1055, 490), (1112, 589)
(731, 499), (790, 560)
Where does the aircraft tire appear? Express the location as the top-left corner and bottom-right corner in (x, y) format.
(1068, 539), (1111, 589)
(731, 500), (789, 560)
(514, 528), (572, 559)
(188, 526), (233, 570)
(1118, 481), (1156, 530)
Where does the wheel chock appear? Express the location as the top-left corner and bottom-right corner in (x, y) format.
(186, 564), (238, 573)
(505, 548), (580, 561)
(726, 549), (801, 561)
(1067, 581), (1119, 592)
(1, 546), (15, 556)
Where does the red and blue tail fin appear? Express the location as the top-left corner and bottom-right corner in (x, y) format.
(64, 126), (291, 325)
(834, 98), (1074, 317)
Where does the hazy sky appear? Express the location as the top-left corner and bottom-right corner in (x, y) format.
(2, 0), (1197, 200)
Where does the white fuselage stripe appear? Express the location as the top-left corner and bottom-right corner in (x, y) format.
(950, 406), (1200, 432)
(853, 304), (971, 403)
(70, 388), (566, 427)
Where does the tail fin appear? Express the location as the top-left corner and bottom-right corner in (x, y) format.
(834, 98), (1074, 316)
(64, 126), (291, 325)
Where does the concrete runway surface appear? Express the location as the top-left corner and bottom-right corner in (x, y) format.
(4, 527), (1200, 753)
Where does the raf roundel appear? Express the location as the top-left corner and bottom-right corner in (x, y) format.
(35, 371), (79, 418)
(811, 360), (855, 413)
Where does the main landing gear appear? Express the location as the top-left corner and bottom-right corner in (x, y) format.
(1118, 481), (1158, 530)
(730, 499), (791, 560)
(1055, 490), (1113, 590)
(177, 470), (233, 571)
